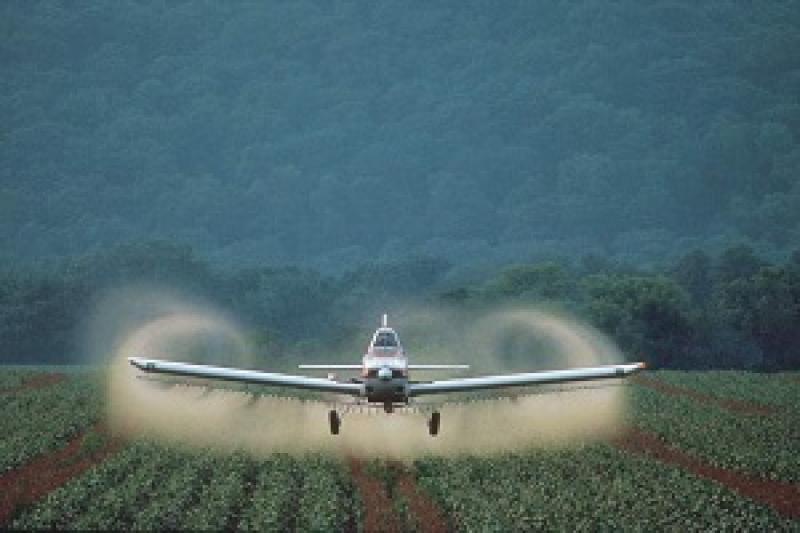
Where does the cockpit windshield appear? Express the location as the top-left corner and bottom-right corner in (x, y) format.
(374, 331), (398, 348)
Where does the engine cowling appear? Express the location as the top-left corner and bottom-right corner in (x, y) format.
(377, 366), (393, 381)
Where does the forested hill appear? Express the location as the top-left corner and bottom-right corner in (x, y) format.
(2, 1), (799, 270)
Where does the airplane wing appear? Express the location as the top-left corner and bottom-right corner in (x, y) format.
(408, 363), (644, 397)
(128, 357), (363, 396)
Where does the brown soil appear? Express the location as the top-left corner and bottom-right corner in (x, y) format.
(0, 373), (67, 394)
(396, 471), (450, 533)
(0, 423), (124, 525)
(348, 458), (401, 533)
(632, 375), (777, 415)
(613, 427), (800, 519)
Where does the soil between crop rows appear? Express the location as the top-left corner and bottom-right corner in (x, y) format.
(348, 458), (401, 533)
(348, 458), (450, 533)
(3, 369), (796, 528)
(396, 470), (450, 533)
(0, 373), (67, 395)
(613, 427), (800, 519)
(0, 424), (124, 525)
(632, 375), (778, 415)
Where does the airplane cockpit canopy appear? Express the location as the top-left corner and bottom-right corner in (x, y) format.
(374, 331), (399, 348)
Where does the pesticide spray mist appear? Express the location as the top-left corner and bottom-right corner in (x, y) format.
(96, 289), (628, 460)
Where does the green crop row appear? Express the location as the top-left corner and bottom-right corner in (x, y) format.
(238, 455), (299, 531)
(13, 438), (362, 532)
(294, 455), (359, 532)
(415, 445), (795, 531)
(0, 373), (102, 473)
(6, 368), (799, 530)
(0, 368), (38, 389)
(630, 382), (800, 482)
(13, 441), (157, 529)
(651, 370), (800, 410)
(131, 452), (217, 530)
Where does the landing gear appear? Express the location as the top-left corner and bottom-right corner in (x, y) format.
(329, 410), (341, 435)
(428, 411), (440, 436)
(383, 402), (394, 414)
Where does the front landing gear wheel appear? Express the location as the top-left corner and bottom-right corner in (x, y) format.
(329, 410), (341, 435)
(428, 411), (440, 436)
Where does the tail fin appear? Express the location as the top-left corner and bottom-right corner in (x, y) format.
(382, 313), (388, 328)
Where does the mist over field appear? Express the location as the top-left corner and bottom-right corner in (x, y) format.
(97, 290), (626, 457)
(0, 2), (799, 371)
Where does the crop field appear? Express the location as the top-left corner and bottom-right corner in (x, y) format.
(1, 367), (799, 531)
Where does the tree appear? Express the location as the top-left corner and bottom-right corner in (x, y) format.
(484, 262), (572, 301)
(584, 274), (695, 368)
(671, 250), (712, 305)
(714, 244), (765, 285)
(714, 266), (800, 370)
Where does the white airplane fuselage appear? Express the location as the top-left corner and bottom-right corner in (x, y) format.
(361, 326), (409, 407)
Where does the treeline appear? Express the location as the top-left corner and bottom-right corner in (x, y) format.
(1, 242), (798, 370)
(2, 1), (800, 269)
(0, 242), (450, 364)
(448, 247), (800, 371)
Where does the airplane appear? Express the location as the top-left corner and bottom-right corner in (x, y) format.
(128, 314), (645, 436)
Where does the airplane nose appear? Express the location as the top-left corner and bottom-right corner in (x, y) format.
(378, 367), (393, 381)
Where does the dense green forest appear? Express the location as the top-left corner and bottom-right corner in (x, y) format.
(2, 1), (799, 270)
(1, 242), (799, 369)
(2, 3), (799, 368)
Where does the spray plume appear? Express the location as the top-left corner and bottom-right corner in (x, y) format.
(95, 290), (629, 459)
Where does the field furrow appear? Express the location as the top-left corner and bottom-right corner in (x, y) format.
(631, 384), (800, 482)
(0, 424), (122, 526)
(0, 374), (103, 474)
(2, 367), (799, 530)
(633, 374), (778, 415)
(613, 427), (800, 519)
(0, 372), (66, 394)
(349, 458), (402, 533)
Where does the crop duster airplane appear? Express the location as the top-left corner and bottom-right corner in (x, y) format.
(129, 314), (645, 436)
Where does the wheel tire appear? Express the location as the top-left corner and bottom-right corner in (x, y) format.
(329, 410), (340, 435)
(428, 411), (440, 436)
